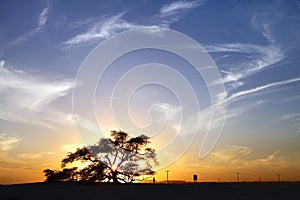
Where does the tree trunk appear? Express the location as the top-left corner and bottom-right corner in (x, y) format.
(112, 171), (119, 184)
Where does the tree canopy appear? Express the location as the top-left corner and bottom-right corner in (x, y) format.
(44, 130), (158, 183)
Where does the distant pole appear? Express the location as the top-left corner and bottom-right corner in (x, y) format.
(236, 173), (240, 182)
(218, 177), (220, 183)
(165, 170), (170, 184)
(259, 177), (261, 182)
(277, 174), (281, 182)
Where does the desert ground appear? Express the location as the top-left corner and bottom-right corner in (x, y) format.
(1, 182), (300, 200)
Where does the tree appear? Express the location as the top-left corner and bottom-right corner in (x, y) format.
(44, 130), (158, 183)
(43, 167), (78, 182)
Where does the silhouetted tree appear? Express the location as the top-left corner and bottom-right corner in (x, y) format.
(44, 167), (78, 182)
(44, 130), (158, 183)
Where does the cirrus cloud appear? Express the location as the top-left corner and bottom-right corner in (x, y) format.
(160, 0), (204, 16)
(0, 60), (75, 128)
(11, 3), (50, 45)
(0, 134), (21, 152)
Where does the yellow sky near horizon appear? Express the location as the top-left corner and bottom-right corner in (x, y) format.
(1, 129), (300, 185)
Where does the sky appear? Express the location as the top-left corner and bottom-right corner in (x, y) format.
(0, 0), (300, 184)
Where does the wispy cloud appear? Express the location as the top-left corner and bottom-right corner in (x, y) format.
(157, 0), (205, 26)
(280, 112), (300, 134)
(0, 134), (21, 152)
(16, 153), (42, 159)
(251, 14), (276, 44)
(11, 3), (50, 45)
(171, 97), (269, 157)
(160, 0), (204, 16)
(16, 151), (54, 160)
(281, 113), (300, 121)
(255, 151), (280, 163)
(205, 40), (299, 107)
(206, 43), (284, 86)
(261, 23), (275, 44)
(204, 145), (283, 168)
(152, 103), (182, 120)
(282, 95), (300, 103)
(207, 145), (253, 165)
(38, 5), (50, 28)
(0, 134), (26, 168)
(64, 1), (204, 47)
(0, 60), (74, 128)
(64, 12), (160, 47)
(227, 77), (300, 103)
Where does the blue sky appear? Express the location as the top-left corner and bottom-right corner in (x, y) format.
(0, 0), (300, 183)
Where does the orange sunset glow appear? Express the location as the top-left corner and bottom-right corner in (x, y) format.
(1, 0), (300, 192)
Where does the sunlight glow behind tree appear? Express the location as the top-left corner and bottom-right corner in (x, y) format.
(44, 130), (158, 183)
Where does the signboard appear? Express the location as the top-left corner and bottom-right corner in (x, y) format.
(193, 174), (198, 182)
